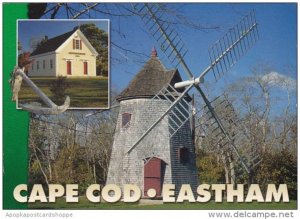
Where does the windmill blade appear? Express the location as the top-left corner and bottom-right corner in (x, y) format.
(11, 68), (70, 115)
(194, 85), (251, 174)
(126, 83), (193, 154)
(153, 84), (192, 137)
(175, 10), (259, 88)
(132, 3), (194, 79)
(217, 97), (262, 170)
(207, 10), (259, 82)
(197, 91), (262, 176)
(126, 3), (197, 154)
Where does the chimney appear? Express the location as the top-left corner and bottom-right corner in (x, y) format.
(44, 36), (48, 41)
(151, 47), (157, 58)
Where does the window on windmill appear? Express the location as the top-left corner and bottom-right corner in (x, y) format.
(178, 147), (189, 164)
(122, 113), (132, 128)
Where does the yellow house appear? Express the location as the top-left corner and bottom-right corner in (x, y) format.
(28, 28), (98, 77)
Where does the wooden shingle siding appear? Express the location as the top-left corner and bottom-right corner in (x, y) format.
(106, 98), (173, 195)
(106, 98), (198, 197)
(170, 121), (199, 197)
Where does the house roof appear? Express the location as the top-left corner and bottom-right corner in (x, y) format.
(30, 29), (77, 56)
(116, 49), (190, 102)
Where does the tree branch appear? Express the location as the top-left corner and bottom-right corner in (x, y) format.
(72, 3), (99, 19)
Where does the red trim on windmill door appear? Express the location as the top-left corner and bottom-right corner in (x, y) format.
(67, 61), (72, 75)
(84, 62), (88, 75)
(144, 157), (164, 197)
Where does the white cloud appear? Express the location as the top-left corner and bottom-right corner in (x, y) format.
(260, 71), (296, 91)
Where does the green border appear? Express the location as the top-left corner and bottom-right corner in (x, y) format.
(3, 3), (29, 209)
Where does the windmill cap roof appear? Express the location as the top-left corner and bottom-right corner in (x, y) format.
(116, 52), (191, 102)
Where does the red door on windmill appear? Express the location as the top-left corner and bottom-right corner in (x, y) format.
(144, 157), (164, 197)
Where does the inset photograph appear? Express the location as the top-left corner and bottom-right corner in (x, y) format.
(17, 19), (109, 109)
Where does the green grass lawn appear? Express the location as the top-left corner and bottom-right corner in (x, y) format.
(18, 77), (109, 108)
(28, 197), (297, 210)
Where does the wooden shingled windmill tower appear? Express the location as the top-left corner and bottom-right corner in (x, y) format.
(107, 3), (261, 198)
(106, 48), (199, 197)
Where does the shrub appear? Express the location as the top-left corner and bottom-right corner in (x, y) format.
(49, 76), (69, 105)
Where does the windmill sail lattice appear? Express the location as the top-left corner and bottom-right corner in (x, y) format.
(153, 84), (192, 137)
(127, 83), (193, 154)
(130, 3), (260, 180)
(133, 3), (193, 78)
(208, 10), (259, 82)
(198, 94), (262, 178)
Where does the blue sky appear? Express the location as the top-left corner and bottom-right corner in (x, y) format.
(108, 3), (297, 89)
(18, 3), (297, 114)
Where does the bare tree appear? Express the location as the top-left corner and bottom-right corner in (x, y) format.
(28, 107), (118, 189)
(194, 62), (296, 185)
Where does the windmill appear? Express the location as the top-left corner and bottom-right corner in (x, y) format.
(127, 4), (261, 183)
